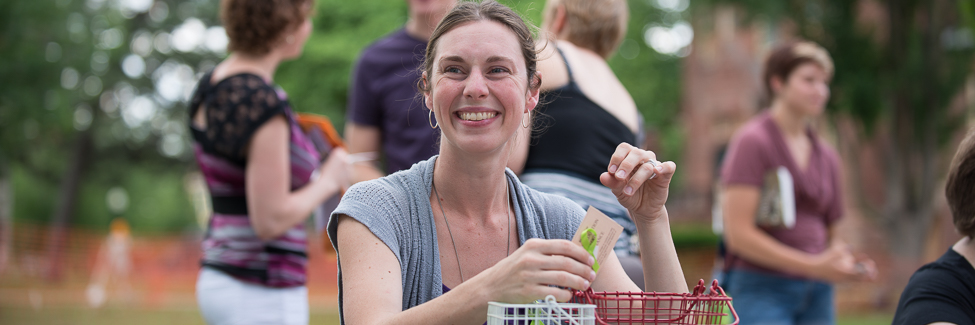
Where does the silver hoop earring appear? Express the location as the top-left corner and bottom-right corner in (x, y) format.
(429, 110), (438, 129)
(522, 112), (531, 128)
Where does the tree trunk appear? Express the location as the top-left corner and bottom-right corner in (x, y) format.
(0, 153), (12, 276)
(882, 101), (934, 259)
(878, 0), (944, 305)
(45, 130), (92, 281)
(880, 85), (939, 306)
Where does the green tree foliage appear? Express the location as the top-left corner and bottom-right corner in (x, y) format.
(277, 0), (410, 129)
(612, 0), (686, 172)
(0, 0), (221, 234)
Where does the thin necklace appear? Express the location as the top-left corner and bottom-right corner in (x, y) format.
(432, 177), (511, 283)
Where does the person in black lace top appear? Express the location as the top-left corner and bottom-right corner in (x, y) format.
(191, 1), (351, 324)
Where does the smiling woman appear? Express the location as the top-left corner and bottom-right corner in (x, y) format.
(327, 1), (688, 325)
(422, 19), (537, 156)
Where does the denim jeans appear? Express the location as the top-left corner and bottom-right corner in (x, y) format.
(724, 269), (835, 325)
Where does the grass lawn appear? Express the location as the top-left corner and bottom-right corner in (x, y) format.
(837, 312), (894, 325)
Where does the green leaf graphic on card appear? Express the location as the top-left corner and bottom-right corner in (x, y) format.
(581, 228), (600, 272)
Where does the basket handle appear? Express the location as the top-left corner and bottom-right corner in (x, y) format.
(710, 279), (729, 296)
(541, 295), (586, 325)
(570, 287), (595, 305)
(692, 279), (732, 297)
(692, 279), (708, 295)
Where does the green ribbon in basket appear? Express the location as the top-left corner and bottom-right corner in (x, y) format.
(698, 294), (734, 325)
(581, 228), (600, 273)
(720, 296), (733, 324)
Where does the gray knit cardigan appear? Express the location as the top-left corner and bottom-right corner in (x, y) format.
(327, 156), (585, 323)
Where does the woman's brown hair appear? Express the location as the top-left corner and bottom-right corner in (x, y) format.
(946, 127), (975, 238)
(221, 0), (313, 56)
(763, 41), (834, 101)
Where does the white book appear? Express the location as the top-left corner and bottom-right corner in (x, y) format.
(712, 165), (796, 234)
(755, 166), (796, 229)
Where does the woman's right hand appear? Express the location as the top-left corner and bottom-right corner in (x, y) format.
(471, 238), (596, 303)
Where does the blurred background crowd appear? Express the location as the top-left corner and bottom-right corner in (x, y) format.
(1, 0), (974, 324)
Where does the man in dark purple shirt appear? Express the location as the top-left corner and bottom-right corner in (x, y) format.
(345, 0), (456, 181)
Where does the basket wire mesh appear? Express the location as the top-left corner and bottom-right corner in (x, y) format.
(570, 279), (738, 325)
(487, 295), (597, 325)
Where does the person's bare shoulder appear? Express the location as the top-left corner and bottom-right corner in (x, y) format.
(535, 40), (569, 92)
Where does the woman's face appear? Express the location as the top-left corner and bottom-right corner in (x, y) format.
(281, 18), (312, 60)
(776, 62), (830, 117)
(424, 20), (539, 155)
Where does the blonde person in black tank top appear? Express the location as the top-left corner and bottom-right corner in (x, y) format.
(506, 0), (647, 289)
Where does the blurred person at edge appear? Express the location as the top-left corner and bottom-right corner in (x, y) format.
(344, 0), (457, 183)
(188, 0), (351, 324)
(893, 127), (975, 325)
(85, 218), (133, 308)
(505, 0), (647, 289)
(718, 41), (877, 325)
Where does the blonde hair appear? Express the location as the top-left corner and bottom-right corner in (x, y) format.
(543, 0), (628, 59)
(792, 42), (834, 76)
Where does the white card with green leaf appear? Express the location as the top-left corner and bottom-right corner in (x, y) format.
(570, 207), (623, 277)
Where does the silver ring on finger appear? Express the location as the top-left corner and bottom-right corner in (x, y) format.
(643, 158), (660, 180)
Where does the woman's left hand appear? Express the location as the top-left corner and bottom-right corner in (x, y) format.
(599, 142), (676, 223)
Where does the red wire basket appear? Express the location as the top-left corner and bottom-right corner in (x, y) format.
(570, 279), (738, 325)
